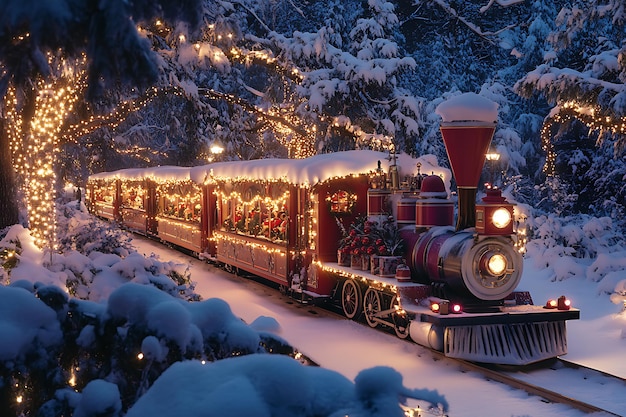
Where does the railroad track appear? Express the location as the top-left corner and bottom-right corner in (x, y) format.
(452, 357), (625, 416)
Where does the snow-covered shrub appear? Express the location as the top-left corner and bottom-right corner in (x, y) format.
(528, 213), (625, 259)
(0, 280), (307, 416)
(125, 356), (448, 417)
(110, 252), (200, 302)
(56, 201), (133, 257)
(0, 285), (65, 415)
(0, 236), (21, 283)
(525, 213), (626, 282)
(609, 279), (626, 310)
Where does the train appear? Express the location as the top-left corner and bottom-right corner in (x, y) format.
(86, 121), (579, 366)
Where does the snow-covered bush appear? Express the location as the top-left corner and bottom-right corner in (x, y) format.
(125, 356), (448, 417)
(525, 213), (626, 300)
(56, 201), (133, 257)
(527, 213), (625, 259)
(0, 278), (310, 416)
(0, 235), (21, 283)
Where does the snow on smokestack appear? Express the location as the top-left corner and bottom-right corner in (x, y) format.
(435, 92), (498, 124)
(436, 93), (498, 231)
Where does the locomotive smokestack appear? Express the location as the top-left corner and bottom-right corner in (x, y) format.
(436, 94), (498, 231)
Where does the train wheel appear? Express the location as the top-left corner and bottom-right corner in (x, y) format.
(364, 288), (381, 328)
(341, 279), (362, 319)
(223, 263), (238, 275)
(391, 297), (410, 339)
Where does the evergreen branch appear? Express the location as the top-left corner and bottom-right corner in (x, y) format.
(232, 1), (272, 33)
(198, 88), (310, 137)
(479, 0), (525, 14)
(432, 0), (517, 40)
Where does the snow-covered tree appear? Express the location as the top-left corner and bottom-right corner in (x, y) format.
(514, 0), (625, 221)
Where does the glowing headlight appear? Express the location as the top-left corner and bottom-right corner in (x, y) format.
(487, 253), (507, 276)
(492, 207), (512, 229)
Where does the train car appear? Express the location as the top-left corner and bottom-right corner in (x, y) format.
(87, 132), (579, 367)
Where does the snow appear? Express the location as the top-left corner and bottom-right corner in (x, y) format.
(126, 355), (446, 417)
(0, 285), (62, 361)
(2, 199), (626, 416)
(73, 380), (122, 417)
(435, 92), (499, 123)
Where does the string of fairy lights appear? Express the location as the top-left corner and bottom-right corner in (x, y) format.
(541, 101), (626, 175)
(62, 20), (392, 162)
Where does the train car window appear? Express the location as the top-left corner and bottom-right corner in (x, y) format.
(121, 181), (146, 210)
(95, 182), (115, 205)
(157, 182), (201, 223)
(238, 184), (263, 236)
(265, 183), (289, 242)
(221, 198), (235, 231)
(327, 190), (356, 214)
(217, 181), (289, 244)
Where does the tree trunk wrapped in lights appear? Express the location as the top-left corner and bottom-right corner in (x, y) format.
(5, 79), (81, 248)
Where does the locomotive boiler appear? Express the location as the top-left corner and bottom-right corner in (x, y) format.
(87, 104), (579, 366)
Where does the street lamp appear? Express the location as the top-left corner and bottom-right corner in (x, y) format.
(210, 141), (224, 155)
(208, 140), (224, 162)
(485, 150), (500, 188)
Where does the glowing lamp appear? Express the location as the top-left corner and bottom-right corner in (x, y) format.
(557, 295), (571, 310)
(492, 208), (512, 228)
(210, 143), (224, 155)
(481, 251), (508, 276)
(451, 303), (463, 314)
(431, 300), (449, 315)
(476, 189), (515, 235)
(545, 296), (571, 310)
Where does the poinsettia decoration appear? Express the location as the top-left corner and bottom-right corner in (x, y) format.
(337, 215), (404, 257)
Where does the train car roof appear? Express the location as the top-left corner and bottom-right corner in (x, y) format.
(89, 165), (193, 182)
(88, 150), (448, 187)
(191, 150), (428, 186)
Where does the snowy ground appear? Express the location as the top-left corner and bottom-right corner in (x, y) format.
(131, 236), (626, 417)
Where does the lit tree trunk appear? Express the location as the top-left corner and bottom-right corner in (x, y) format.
(5, 81), (79, 247)
(0, 118), (19, 229)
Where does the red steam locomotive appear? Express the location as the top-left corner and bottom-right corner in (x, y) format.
(87, 123), (579, 366)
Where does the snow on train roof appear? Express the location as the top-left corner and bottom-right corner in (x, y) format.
(89, 165), (194, 182)
(193, 150), (445, 186)
(193, 150), (390, 185)
(89, 150), (448, 187)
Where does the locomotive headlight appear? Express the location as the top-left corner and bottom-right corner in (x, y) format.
(487, 253), (507, 276)
(491, 207), (512, 229)
(464, 238), (522, 300)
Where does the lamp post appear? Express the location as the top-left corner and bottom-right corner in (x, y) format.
(485, 151), (501, 188)
(209, 140), (225, 162)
